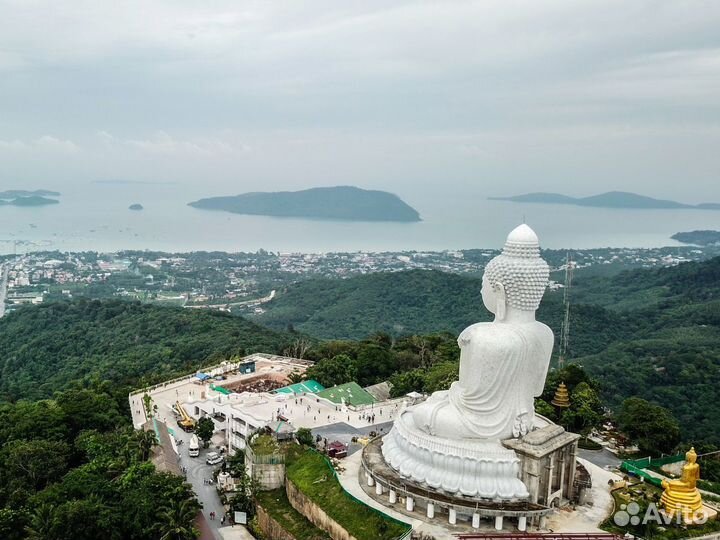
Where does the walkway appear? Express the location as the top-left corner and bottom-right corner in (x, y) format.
(336, 449), (455, 540)
(545, 458), (621, 533)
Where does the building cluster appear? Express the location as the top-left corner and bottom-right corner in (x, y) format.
(130, 353), (407, 457)
(2, 245), (716, 315)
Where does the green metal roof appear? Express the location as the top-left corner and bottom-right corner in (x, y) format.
(274, 380), (326, 395)
(316, 382), (376, 407)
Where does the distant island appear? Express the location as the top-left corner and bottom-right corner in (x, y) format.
(0, 189), (60, 199)
(490, 191), (720, 210)
(128, 203), (144, 211)
(0, 195), (60, 207)
(188, 186), (421, 222)
(672, 230), (720, 246)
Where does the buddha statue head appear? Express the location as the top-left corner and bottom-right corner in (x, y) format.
(482, 224), (550, 320)
(687, 447), (698, 464)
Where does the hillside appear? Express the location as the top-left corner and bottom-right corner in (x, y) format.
(258, 258), (720, 443)
(672, 230), (720, 246)
(490, 190), (719, 210)
(256, 269), (628, 350)
(188, 185), (421, 222)
(0, 299), (292, 401)
(0, 195), (59, 206)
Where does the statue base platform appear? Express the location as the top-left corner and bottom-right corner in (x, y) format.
(381, 410), (530, 500)
(363, 436), (553, 530)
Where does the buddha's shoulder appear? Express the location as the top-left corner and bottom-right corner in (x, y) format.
(459, 321), (553, 346)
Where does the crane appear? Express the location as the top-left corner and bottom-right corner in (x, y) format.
(558, 254), (574, 369)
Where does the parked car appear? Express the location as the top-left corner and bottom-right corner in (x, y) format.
(206, 451), (223, 466)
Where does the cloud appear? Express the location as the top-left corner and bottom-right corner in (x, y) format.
(96, 130), (249, 156)
(0, 135), (79, 154)
(0, 1), (719, 198)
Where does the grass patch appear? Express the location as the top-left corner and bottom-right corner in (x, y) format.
(256, 489), (330, 540)
(251, 434), (280, 456)
(286, 448), (410, 540)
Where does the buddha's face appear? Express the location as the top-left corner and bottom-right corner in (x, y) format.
(481, 276), (502, 315)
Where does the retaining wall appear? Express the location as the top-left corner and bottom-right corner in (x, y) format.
(285, 479), (357, 540)
(256, 504), (298, 540)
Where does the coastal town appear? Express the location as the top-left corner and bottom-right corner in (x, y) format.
(1, 244), (718, 317)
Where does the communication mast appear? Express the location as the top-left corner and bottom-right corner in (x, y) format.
(558, 253), (574, 369)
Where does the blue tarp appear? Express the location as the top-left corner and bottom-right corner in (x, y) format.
(195, 372), (211, 381)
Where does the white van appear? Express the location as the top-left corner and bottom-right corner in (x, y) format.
(206, 451), (223, 466)
(188, 435), (200, 457)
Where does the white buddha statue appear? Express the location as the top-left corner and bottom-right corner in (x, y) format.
(382, 224), (554, 500)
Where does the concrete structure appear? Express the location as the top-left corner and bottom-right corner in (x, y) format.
(372, 225), (581, 530)
(130, 353), (407, 458)
(245, 437), (285, 490)
(504, 424), (581, 507)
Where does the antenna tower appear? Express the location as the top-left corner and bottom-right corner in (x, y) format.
(558, 253), (574, 368)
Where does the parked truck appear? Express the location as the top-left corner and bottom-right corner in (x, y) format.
(188, 434), (200, 457)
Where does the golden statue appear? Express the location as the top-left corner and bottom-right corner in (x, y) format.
(661, 447), (703, 522)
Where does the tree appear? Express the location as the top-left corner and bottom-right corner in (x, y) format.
(560, 382), (603, 435)
(4, 440), (70, 491)
(616, 397), (681, 455)
(306, 354), (357, 387)
(389, 370), (426, 397)
(295, 427), (315, 447)
(224, 450), (246, 479)
(287, 370), (305, 384)
(156, 499), (200, 540)
(25, 504), (57, 540)
(127, 429), (159, 462)
(283, 338), (311, 359)
(195, 417), (215, 448)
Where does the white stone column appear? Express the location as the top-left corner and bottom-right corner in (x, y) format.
(406, 496), (414, 512)
(495, 515), (504, 530)
(389, 489), (397, 504)
(375, 482), (383, 495)
(472, 513), (481, 528)
(426, 502), (435, 518)
(518, 516), (527, 531)
(539, 516), (547, 530)
(367, 475), (375, 487)
(448, 508), (457, 525)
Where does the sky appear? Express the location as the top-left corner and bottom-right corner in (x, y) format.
(1, 0), (719, 202)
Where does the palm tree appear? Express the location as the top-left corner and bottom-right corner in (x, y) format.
(156, 499), (200, 540)
(133, 429), (159, 461)
(25, 504), (57, 540)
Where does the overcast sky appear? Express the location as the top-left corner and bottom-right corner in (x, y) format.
(1, 0), (719, 202)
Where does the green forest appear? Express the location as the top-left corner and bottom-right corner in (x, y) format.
(1, 256), (719, 538)
(0, 299), (293, 401)
(0, 384), (199, 540)
(262, 257), (720, 445)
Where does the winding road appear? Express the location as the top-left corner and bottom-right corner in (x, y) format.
(0, 263), (8, 318)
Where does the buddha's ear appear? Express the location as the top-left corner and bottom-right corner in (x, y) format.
(496, 282), (507, 321)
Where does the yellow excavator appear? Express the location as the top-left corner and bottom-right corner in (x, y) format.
(176, 401), (196, 432)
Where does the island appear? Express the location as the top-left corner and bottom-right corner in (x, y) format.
(0, 196), (60, 207)
(128, 203), (144, 211)
(188, 186), (421, 222)
(0, 189), (61, 199)
(672, 230), (720, 246)
(490, 191), (720, 210)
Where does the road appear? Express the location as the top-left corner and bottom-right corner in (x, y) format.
(0, 263), (8, 318)
(579, 447), (622, 470)
(174, 429), (231, 540)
